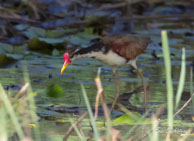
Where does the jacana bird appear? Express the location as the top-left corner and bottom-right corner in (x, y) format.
(60, 34), (151, 111)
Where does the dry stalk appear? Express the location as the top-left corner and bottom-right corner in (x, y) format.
(94, 75), (111, 123)
(63, 112), (88, 141)
(166, 132), (171, 141)
(95, 75), (121, 140)
(99, 128), (120, 141)
(77, 122), (86, 139)
(14, 83), (30, 99)
(94, 87), (101, 120)
(174, 93), (194, 116)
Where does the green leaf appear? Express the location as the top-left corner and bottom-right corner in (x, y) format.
(28, 38), (66, 54)
(66, 36), (90, 46)
(0, 53), (15, 66)
(46, 84), (64, 98)
(46, 29), (70, 38)
(13, 44), (27, 54)
(39, 37), (66, 44)
(0, 43), (14, 53)
(6, 54), (24, 60)
(23, 27), (46, 39)
(65, 28), (100, 47)
(161, 30), (174, 129)
(28, 38), (52, 50)
(113, 113), (151, 125)
(175, 48), (186, 110)
(15, 24), (28, 31)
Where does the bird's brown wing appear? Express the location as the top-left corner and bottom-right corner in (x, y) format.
(102, 35), (151, 60)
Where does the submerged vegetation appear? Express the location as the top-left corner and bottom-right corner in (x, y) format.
(0, 0), (194, 140)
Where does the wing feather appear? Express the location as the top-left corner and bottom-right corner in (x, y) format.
(102, 34), (151, 60)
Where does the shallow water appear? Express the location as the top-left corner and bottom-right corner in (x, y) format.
(0, 1), (194, 140)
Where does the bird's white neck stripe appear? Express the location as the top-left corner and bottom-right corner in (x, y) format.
(72, 51), (102, 61)
(72, 50), (133, 67)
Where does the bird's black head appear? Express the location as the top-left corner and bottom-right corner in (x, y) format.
(60, 52), (72, 74)
(76, 41), (110, 57)
(60, 41), (110, 74)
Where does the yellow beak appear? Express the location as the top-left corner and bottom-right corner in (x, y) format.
(60, 62), (69, 75)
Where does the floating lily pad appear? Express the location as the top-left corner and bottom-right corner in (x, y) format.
(0, 43), (14, 53)
(15, 24), (29, 31)
(13, 44), (27, 54)
(28, 38), (51, 50)
(23, 27), (46, 39)
(113, 113), (151, 125)
(65, 28), (100, 47)
(37, 107), (65, 118)
(28, 38), (66, 54)
(38, 37), (66, 44)
(6, 54), (24, 60)
(65, 36), (90, 47)
(0, 53), (16, 67)
(46, 29), (78, 38)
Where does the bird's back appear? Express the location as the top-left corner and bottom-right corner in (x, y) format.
(102, 34), (151, 60)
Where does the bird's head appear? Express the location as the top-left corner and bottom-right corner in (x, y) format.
(60, 53), (72, 74)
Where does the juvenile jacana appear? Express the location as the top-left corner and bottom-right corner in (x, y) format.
(61, 34), (151, 111)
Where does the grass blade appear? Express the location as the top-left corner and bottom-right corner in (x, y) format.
(120, 104), (147, 139)
(190, 67), (194, 111)
(151, 115), (159, 141)
(23, 67), (41, 141)
(175, 48), (186, 110)
(0, 107), (8, 141)
(80, 84), (99, 141)
(69, 119), (85, 141)
(0, 83), (25, 140)
(64, 112), (88, 140)
(161, 30), (174, 129)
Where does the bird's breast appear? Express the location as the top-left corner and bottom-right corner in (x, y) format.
(95, 50), (127, 67)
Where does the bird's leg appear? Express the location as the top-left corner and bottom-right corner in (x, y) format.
(134, 67), (148, 112)
(110, 68), (120, 113)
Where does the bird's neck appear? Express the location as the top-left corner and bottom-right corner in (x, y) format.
(70, 42), (110, 61)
